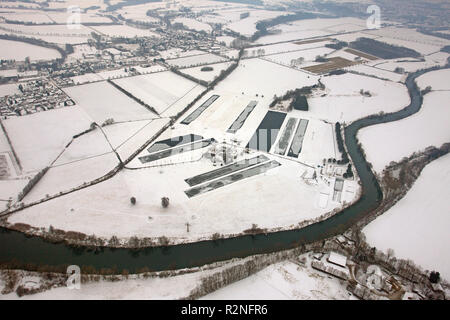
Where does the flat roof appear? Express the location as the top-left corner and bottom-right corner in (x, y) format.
(327, 252), (347, 268)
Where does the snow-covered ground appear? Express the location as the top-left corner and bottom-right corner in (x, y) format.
(0, 178), (27, 210)
(2, 107), (93, 174)
(173, 17), (212, 33)
(159, 49), (206, 60)
(345, 64), (405, 82)
(416, 68), (450, 90)
(63, 81), (154, 123)
(8, 149), (355, 242)
(214, 58), (319, 98)
(90, 25), (160, 38)
(0, 10), (53, 24)
(308, 73), (410, 123)
(114, 118), (170, 160)
(364, 27), (450, 55)
(249, 40), (334, 56)
(23, 152), (119, 204)
(2, 269), (203, 300)
(70, 73), (104, 85)
(0, 83), (20, 97)
(181, 62), (234, 83)
(0, 23), (92, 44)
(112, 71), (202, 115)
(263, 47), (335, 66)
(363, 153), (450, 281)
(53, 129), (113, 166)
(225, 10), (290, 37)
(358, 90), (450, 173)
(7, 57), (360, 243)
(0, 39), (61, 61)
(372, 52), (449, 73)
(255, 18), (367, 45)
(202, 259), (355, 300)
(166, 53), (228, 68)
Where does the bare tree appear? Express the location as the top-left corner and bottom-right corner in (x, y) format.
(161, 197), (169, 208)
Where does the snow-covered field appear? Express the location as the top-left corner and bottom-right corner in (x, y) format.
(9, 149), (354, 242)
(364, 27), (450, 55)
(96, 68), (132, 80)
(249, 40), (333, 56)
(180, 62), (234, 83)
(345, 64), (405, 82)
(0, 179), (27, 210)
(2, 107), (92, 174)
(53, 129), (113, 167)
(0, 10), (112, 24)
(308, 73), (410, 123)
(173, 17), (212, 33)
(70, 73), (104, 85)
(0, 23), (92, 36)
(372, 52), (450, 73)
(416, 68), (450, 90)
(114, 118), (170, 160)
(46, 12), (112, 24)
(358, 90), (450, 173)
(0, 11), (54, 24)
(90, 25), (160, 38)
(6, 58), (362, 243)
(112, 71), (202, 115)
(256, 29), (331, 45)
(45, 0), (111, 10)
(159, 49), (206, 60)
(0, 39), (61, 61)
(264, 47), (335, 66)
(63, 81), (154, 123)
(0, 83), (20, 97)
(203, 259), (354, 300)
(23, 152), (119, 204)
(225, 10), (290, 37)
(255, 18), (367, 45)
(0, 23), (92, 44)
(2, 269), (202, 300)
(363, 153), (450, 281)
(214, 58), (319, 98)
(166, 53), (228, 68)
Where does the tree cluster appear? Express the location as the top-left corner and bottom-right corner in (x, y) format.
(335, 122), (349, 164)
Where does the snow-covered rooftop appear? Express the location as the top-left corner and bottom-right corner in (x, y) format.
(327, 252), (347, 268)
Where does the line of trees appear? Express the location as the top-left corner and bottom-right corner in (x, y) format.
(335, 122), (350, 164)
(349, 37), (421, 60)
(270, 85), (316, 111)
(170, 67), (209, 87)
(107, 79), (159, 116)
(325, 41), (348, 50)
(17, 167), (49, 202)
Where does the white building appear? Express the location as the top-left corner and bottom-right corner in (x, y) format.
(327, 251), (347, 268)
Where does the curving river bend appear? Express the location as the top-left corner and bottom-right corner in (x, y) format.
(0, 66), (445, 273)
